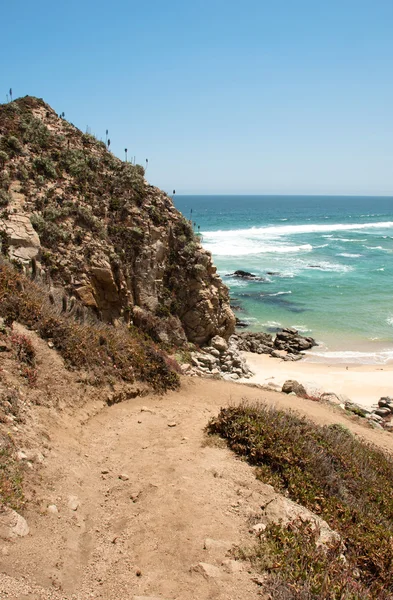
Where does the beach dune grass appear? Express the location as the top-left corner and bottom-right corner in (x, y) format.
(207, 403), (393, 599)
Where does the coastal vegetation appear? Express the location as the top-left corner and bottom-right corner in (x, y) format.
(0, 259), (180, 392)
(0, 95), (235, 346)
(208, 403), (393, 599)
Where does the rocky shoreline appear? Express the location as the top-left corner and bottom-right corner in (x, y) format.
(183, 327), (393, 434)
(281, 379), (393, 432)
(184, 327), (316, 381)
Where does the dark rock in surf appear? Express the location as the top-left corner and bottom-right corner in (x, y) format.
(235, 318), (249, 328)
(226, 270), (265, 281)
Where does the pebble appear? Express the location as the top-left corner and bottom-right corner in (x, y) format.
(67, 496), (80, 511)
(167, 422), (177, 427)
(47, 504), (59, 515)
(251, 523), (266, 535)
(119, 474), (129, 481)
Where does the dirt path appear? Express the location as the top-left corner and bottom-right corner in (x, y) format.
(1, 376), (393, 599)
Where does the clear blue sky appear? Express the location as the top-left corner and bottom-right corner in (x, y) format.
(2, 0), (393, 195)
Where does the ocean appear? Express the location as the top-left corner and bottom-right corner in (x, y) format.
(173, 195), (393, 364)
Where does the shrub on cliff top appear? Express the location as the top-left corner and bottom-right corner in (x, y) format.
(208, 403), (393, 599)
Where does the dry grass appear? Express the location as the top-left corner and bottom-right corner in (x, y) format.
(208, 403), (393, 599)
(0, 437), (24, 511)
(0, 259), (180, 392)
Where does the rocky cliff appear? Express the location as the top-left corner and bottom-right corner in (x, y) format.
(0, 96), (235, 346)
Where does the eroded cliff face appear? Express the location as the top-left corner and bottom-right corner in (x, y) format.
(0, 96), (235, 346)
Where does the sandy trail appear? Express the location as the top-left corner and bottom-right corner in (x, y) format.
(1, 377), (393, 600)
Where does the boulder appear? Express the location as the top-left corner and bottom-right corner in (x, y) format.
(345, 402), (370, 418)
(0, 213), (40, 262)
(374, 407), (392, 418)
(320, 392), (342, 405)
(260, 494), (340, 548)
(210, 335), (228, 353)
(378, 397), (393, 408)
(282, 380), (307, 397)
(0, 508), (29, 539)
(192, 562), (221, 579)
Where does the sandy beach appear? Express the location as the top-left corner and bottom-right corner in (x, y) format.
(240, 352), (393, 410)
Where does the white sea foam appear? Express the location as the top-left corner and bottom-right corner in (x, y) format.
(387, 316), (393, 326)
(306, 349), (393, 365)
(202, 221), (393, 257)
(261, 321), (282, 328)
(306, 262), (354, 273)
(265, 291), (292, 296)
(365, 245), (384, 250)
(330, 237), (367, 242)
(204, 220), (393, 239)
(337, 253), (362, 258)
(292, 325), (312, 333)
(202, 240), (313, 257)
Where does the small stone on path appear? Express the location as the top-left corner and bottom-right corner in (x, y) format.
(119, 474), (129, 481)
(68, 495), (80, 511)
(192, 562), (221, 579)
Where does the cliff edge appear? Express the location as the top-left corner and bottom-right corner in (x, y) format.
(0, 96), (235, 346)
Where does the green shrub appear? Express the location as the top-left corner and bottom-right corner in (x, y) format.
(0, 190), (11, 207)
(0, 150), (8, 166)
(15, 165), (29, 181)
(20, 116), (51, 149)
(208, 404), (393, 598)
(32, 156), (57, 179)
(30, 214), (70, 247)
(0, 135), (23, 157)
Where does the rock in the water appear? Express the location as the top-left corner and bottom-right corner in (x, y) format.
(282, 380), (307, 397)
(226, 270), (265, 281)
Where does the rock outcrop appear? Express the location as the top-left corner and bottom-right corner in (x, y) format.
(0, 96), (235, 346)
(187, 335), (253, 380)
(233, 327), (317, 359)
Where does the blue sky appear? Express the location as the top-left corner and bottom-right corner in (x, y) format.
(1, 0), (393, 195)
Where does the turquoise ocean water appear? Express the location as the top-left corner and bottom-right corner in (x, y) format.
(174, 195), (393, 364)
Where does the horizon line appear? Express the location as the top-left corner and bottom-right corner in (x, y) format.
(173, 193), (393, 198)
